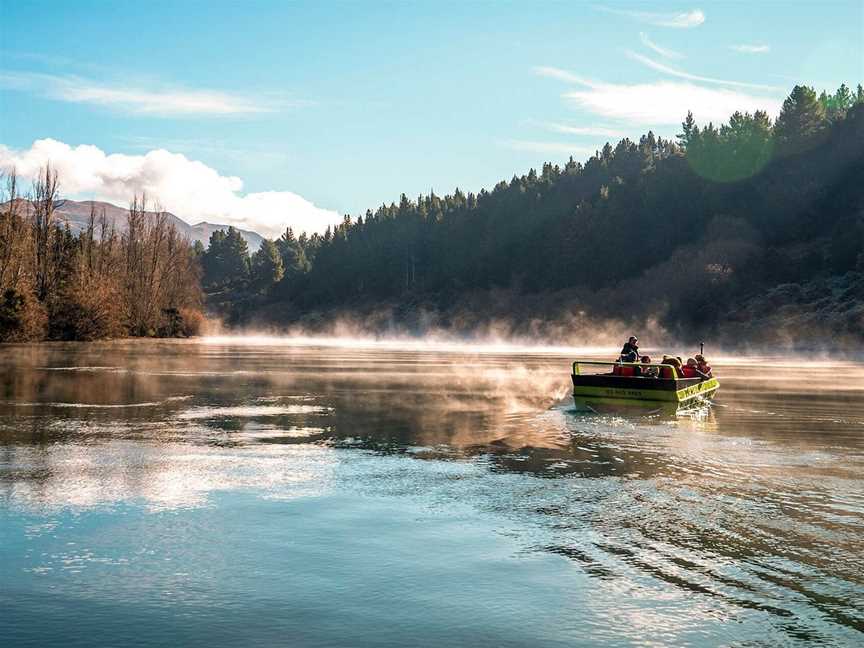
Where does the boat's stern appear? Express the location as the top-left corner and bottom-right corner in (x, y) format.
(674, 376), (719, 404)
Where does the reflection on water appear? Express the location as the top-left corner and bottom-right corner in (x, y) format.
(1, 338), (863, 647)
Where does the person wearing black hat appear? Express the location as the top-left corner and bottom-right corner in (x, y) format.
(619, 336), (639, 363)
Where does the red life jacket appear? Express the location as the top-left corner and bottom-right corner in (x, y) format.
(681, 366), (699, 378)
(618, 365), (635, 377)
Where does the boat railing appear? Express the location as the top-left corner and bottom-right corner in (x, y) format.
(571, 360), (676, 376)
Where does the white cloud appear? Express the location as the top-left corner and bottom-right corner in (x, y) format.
(626, 51), (780, 90)
(639, 32), (684, 60)
(500, 140), (600, 156)
(539, 122), (627, 138)
(533, 65), (782, 124)
(0, 72), (296, 116)
(599, 7), (705, 28)
(563, 80), (782, 125)
(730, 44), (770, 54)
(0, 139), (342, 238)
(533, 66), (600, 87)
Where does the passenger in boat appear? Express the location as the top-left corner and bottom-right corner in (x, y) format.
(682, 358), (711, 380)
(681, 358), (700, 378)
(695, 354), (712, 378)
(660, 355), (683, 379)
(618, 336), (639, 363)
(638, 355), (658, 378)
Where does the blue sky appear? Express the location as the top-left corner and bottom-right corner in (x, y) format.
(1, 1), (862, 236)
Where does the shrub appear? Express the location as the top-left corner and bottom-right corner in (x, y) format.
(156, 306), (206, 337)
(48, 281), (125, 341)
(0, 288), (48, 342)
(178, 307), (206, 337)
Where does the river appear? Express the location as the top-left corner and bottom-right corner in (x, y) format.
(1, 338), (862, 647)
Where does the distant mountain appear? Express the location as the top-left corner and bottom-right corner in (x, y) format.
(8, 199), (265, 252)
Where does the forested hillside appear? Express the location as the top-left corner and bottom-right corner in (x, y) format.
(200, 84), (864, 348)
(3, 83), (862, 346)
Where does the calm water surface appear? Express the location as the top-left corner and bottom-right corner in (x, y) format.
(1, 338), (863, 647)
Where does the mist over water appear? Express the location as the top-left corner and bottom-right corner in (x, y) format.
(1, 336), (863, 646)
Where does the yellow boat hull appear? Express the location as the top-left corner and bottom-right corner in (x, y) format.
(572, 376), (719, 406)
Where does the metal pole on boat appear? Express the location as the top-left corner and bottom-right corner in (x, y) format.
(700, 341), (704, 356)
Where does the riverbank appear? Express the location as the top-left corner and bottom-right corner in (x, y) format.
(239, 270), (864, 353)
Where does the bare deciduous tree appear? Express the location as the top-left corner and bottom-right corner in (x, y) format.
(31, 164), (60, 301)
(0, 168), (204, 342)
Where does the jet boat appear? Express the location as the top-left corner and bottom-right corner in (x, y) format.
(571, 360), (719, 410)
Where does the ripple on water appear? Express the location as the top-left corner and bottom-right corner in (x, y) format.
(175, 405), (332, 419)
(0, 396), (194, 409)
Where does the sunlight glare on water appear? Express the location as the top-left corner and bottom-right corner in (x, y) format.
(1, 337), (863, 647)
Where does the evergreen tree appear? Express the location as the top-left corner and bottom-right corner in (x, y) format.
(202, 227), (250, 288)
(275, 227), (310, 280)
(250, 239), (284, 294)
(678, 111), (698, 148)
(832, 83), (854, 116)
(774, 85), (826, 152)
